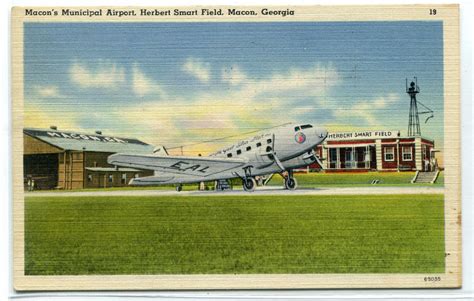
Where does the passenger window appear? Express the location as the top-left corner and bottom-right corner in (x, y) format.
(227, 153), (232, 158)
(246, 146), (251, 151)
(256, 142), (262, 147)
(267, 139), (272, 144)
(236, 149), (242, 155)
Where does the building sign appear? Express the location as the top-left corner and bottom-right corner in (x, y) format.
(24, 129), (149, 145)
(326, 130), (400, 141)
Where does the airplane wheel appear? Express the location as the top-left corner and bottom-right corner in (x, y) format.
(243, 178), (256, 192)
(285, 177), (297, 190)
(176, 185), (182, 192)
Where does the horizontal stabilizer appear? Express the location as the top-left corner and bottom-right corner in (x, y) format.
(129, 175), (175, 186)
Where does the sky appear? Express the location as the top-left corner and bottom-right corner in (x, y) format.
(24, 21), (444, 155)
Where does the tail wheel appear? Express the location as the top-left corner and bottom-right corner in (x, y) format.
(284, 177), (297, 190)
(243, 178), (256, 192)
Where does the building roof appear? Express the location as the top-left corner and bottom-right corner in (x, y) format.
(24, 128), (155, 154)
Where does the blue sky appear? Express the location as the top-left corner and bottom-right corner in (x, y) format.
(24, 21), (444, 154)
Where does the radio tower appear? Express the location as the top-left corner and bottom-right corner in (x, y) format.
(406, 77), (433, 137)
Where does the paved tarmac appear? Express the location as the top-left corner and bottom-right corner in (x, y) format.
(27, 186), (444, 197)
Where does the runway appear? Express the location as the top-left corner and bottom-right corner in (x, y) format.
(27, 185), (444, 197)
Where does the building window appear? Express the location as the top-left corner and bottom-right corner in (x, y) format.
(256, 142), (262, 147)
(236, 149), (242, 155)
(402, 146), (413, 161)
(227, 153), (232, 158)
(87, 174), (93, 182)
(121, 173), (127, 184)
(93, 161), (98, 167)
(246, 146), (251, 151)
(328, 148), (338, 169)
(108, 174), (113, 183)
(384, 147), (395, 161)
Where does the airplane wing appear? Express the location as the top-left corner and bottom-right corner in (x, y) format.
(108, 153), (248, 178)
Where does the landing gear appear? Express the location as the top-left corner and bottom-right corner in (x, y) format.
(243, 177), (256, 192)
(282, 169), (298, 190)
(284, 177), (297, 190)
(240, 166), (257, 192)
(176, 184), (182, 192)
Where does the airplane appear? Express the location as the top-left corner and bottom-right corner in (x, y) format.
(107, 123), (328, 192)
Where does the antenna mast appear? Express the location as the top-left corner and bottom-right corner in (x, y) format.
(406, 77), (433, 137)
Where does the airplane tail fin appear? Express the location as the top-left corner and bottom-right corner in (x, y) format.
(153, 145), (169, 156)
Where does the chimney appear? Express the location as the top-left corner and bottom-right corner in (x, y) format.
(95, 130), (102, 135)
(50, 125), (57, 130)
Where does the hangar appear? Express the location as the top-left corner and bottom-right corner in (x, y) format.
(314, 130), (436, 172)
(23, 127), (154, 190)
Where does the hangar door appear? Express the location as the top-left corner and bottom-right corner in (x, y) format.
(24, 154), (59, 190)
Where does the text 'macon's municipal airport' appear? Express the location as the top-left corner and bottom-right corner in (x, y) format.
(23, 79), (440, 190)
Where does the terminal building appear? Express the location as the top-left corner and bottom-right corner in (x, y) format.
(314, 130), (436, 172)
(23, 127), (154, 190)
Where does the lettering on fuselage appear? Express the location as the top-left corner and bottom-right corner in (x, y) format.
(210, 132), (272, 156)
(168, 161), (209, 173)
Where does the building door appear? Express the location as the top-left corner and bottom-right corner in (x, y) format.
(345, 148), (354, 169)
(363, 146), (371, 169)
(98, 173), (104, 188)
(370, 146), (377, 169)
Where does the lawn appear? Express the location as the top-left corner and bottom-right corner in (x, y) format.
(25, 194), (445, 275)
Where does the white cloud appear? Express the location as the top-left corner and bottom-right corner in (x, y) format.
(35, 85), (63, 98)
(182, 57), (211, 83)
(132, 65), (164, 97)
(222, 65), (247, 85)
(70, 60), (125, 89)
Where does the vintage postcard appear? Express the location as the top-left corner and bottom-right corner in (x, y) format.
(11, 5), (461, 290)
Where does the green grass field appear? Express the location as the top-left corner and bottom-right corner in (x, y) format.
(25, 194), (445, 275)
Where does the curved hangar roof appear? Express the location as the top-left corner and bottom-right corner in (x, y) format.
(24, 128), (155, 154)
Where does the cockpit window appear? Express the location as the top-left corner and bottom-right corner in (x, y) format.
(294, 126), (301, 132)
(227, 153), (232, 158)
(301, 124), (313, 130)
